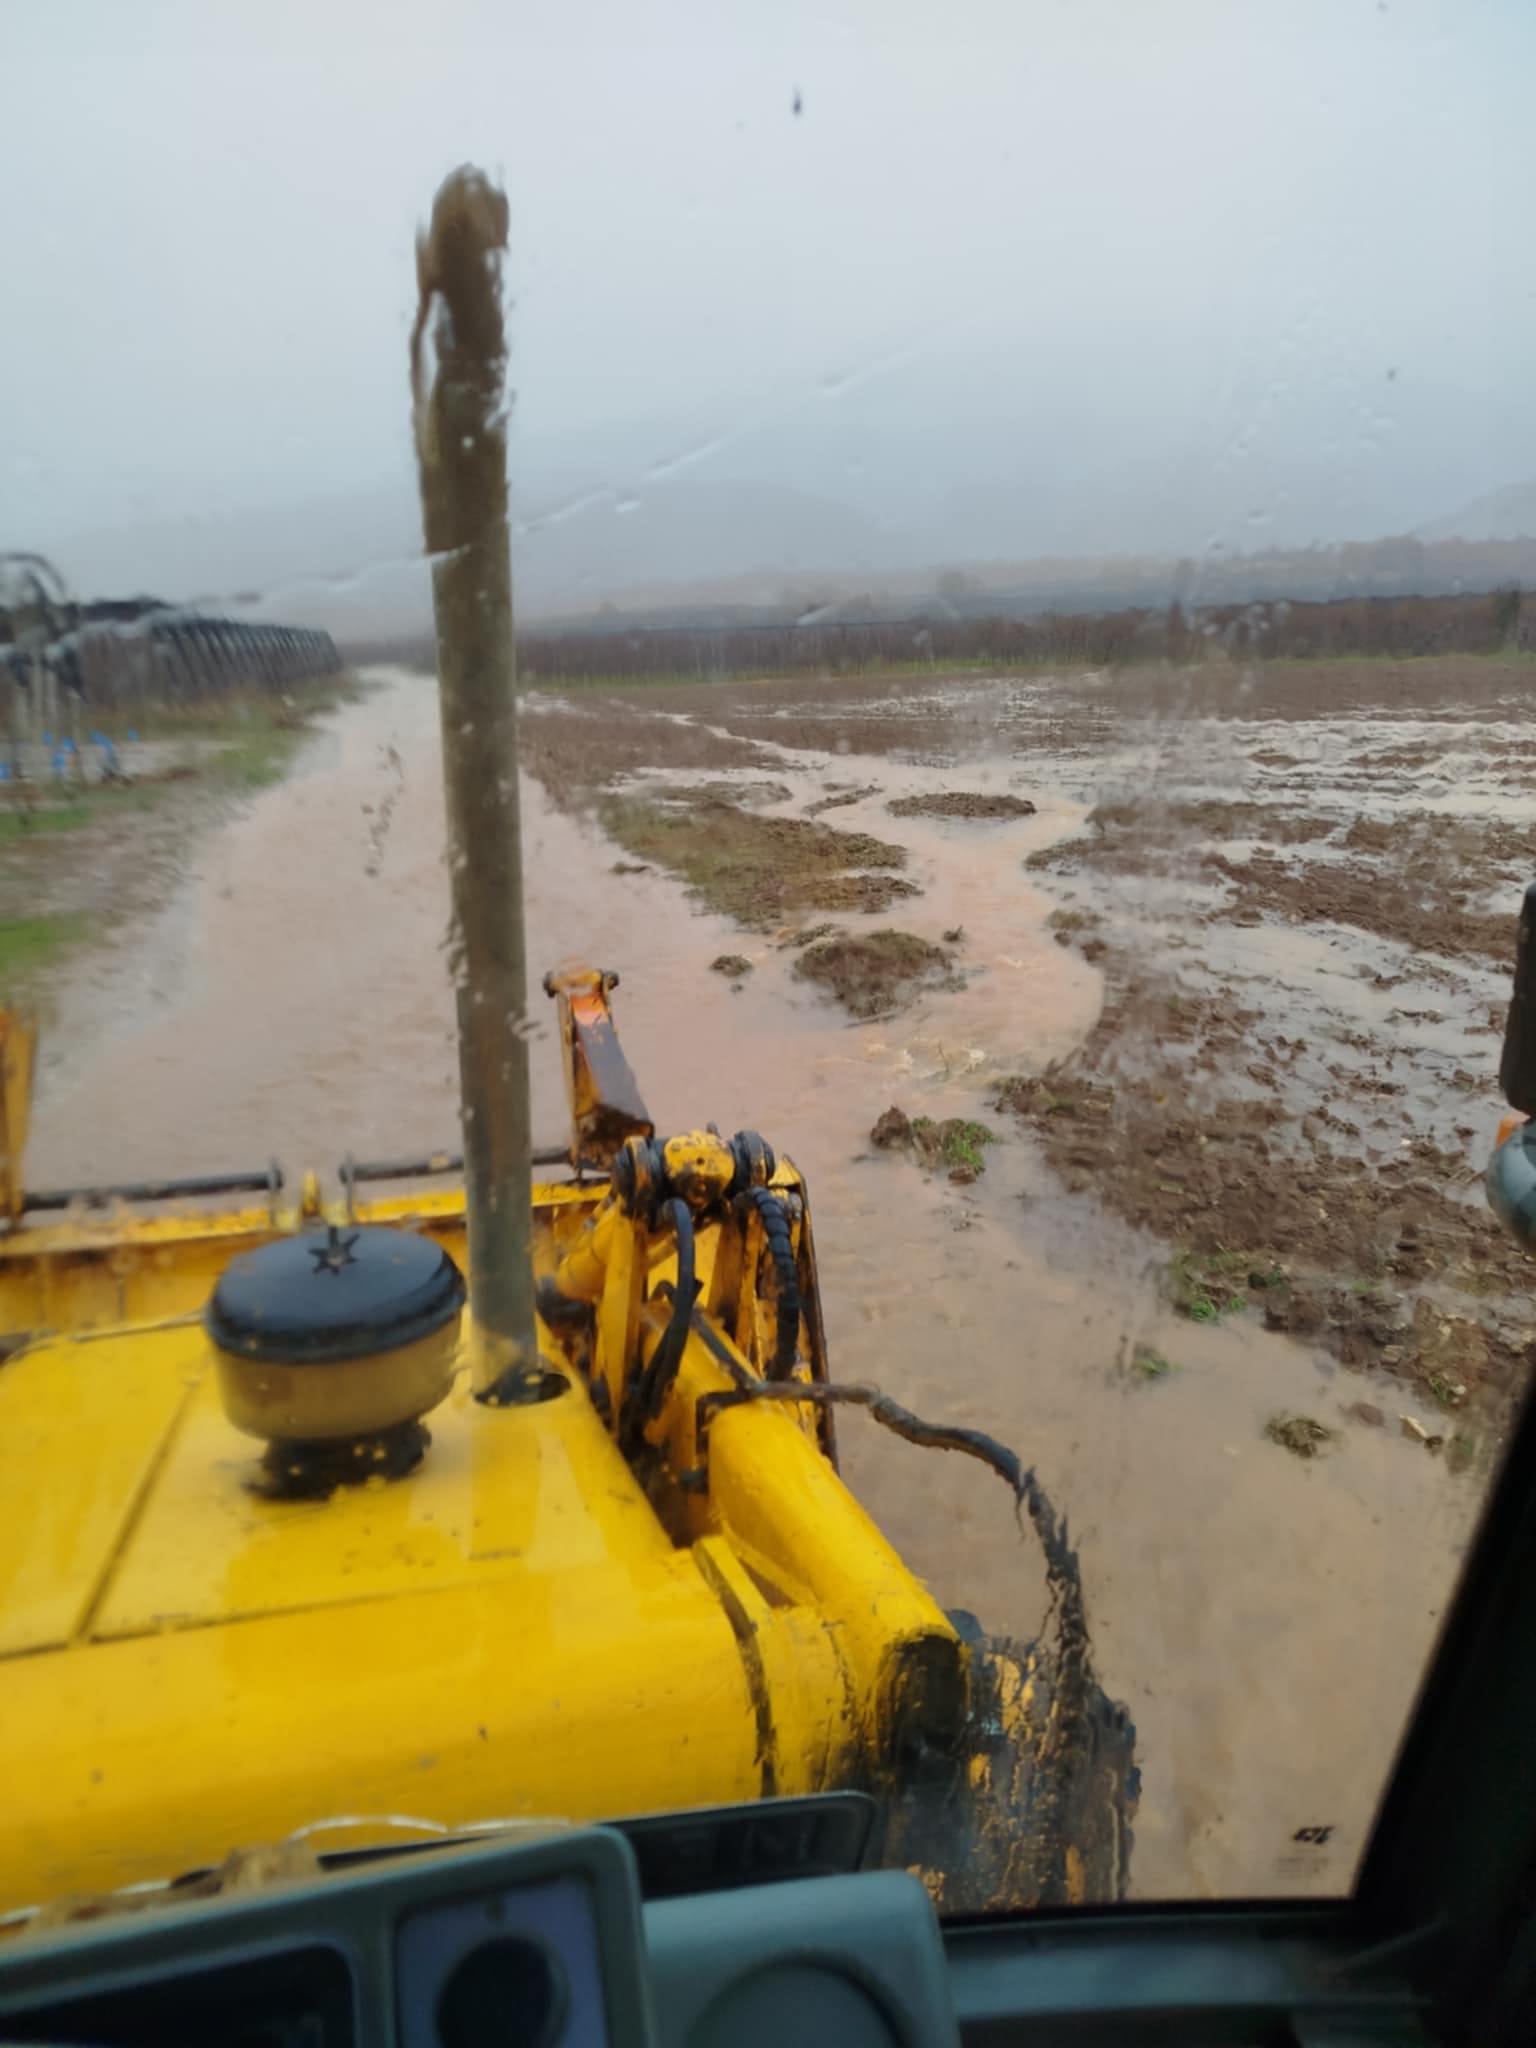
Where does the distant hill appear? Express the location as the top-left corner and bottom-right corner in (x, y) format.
(36, 463), (1536, 647)
(1418, 480), (1536, 543)
(38, 474), (904, 638)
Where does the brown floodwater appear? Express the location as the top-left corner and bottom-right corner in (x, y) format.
(29, 666), (1479, 1902)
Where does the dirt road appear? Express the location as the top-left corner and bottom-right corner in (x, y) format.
(29, 657), (1530, 1901)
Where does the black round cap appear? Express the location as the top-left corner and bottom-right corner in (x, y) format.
(205, 1225), (466, 1366)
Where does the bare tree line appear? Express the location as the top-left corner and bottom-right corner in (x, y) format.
(355, 585), (1532, 686)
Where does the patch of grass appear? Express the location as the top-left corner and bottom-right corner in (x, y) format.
(1047, 906), (1099, 934)
(0, 772), (203, 853)
(1169, 1248), (1250, 1321)
(0, 912), (95, 987)
(76, 677), (363, 799)
(940, 1119), (995, 1172)
(212, 724), (300, 791)
(1130, 1344), (1179, 1381)
(654, 779), (791, 809)
(871, 1106), (998, 1176)
(99, 673), (365, 746)
(0, 802), (91, 844)
(1446, 1432), (1478, 1474)
(601, 794), (914, 930)
(1167, 1247), (1287, 1321)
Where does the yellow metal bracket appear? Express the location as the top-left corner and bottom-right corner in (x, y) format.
(543, 966), (653, 1173)
(0, 1007), (36, 1224)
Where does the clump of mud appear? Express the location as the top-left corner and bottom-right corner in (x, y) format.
(888, 792), (1037, 821)
(804, 783), (879, 817)
(1265, 1414), (1335, 1459)
(711, 953), (753, 982)
(870, 1104), (996, 1182)
(599, 796), (918, 929)
(1048, 905), (1107, 961)
(795, 929), (956, 1019)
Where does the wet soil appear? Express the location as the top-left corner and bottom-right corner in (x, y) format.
(1210, 850), (1513, 966)
(993, 953), (1532, 1429)
(1037, 799), (1338, 874)
(793, 929), (957, 1019)
(1036, 788), (1528, 963)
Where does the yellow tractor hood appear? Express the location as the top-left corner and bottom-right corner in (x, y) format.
(0, 1312), (684, 1657)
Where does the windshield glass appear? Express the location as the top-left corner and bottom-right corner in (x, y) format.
(2, 0), (1532, 1918)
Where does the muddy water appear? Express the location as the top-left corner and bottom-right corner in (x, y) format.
(29, 667), (1477, 1902)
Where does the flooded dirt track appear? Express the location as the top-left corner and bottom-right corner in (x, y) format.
(29, 656), (1536, 1902)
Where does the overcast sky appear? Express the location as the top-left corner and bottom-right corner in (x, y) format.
(4, 0), (1534, 603)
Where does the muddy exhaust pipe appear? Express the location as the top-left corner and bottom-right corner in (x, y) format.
(411, 167), (538, 1396)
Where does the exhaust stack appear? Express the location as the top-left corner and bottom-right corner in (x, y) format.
(411, 167), (538, 1396)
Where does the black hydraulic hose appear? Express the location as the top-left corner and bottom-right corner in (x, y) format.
(736, 1186), (801, 1379)
(624, 1196), (698, 1444)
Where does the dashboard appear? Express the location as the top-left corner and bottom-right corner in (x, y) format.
(0, 1800), (960, 2048)
(0, 1797), (1440, 2047)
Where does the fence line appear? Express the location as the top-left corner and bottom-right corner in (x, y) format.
(3, 613), (340, 709)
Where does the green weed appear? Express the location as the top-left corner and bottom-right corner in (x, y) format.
(1168, 1247), (1271, 1321)
(0, 912), (95, 988)
(1130, 1344), (1179, 1381)
(213, 726), (299, 791)
(0, 803), (90, 844)
(941, 1119), (995, 1172)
